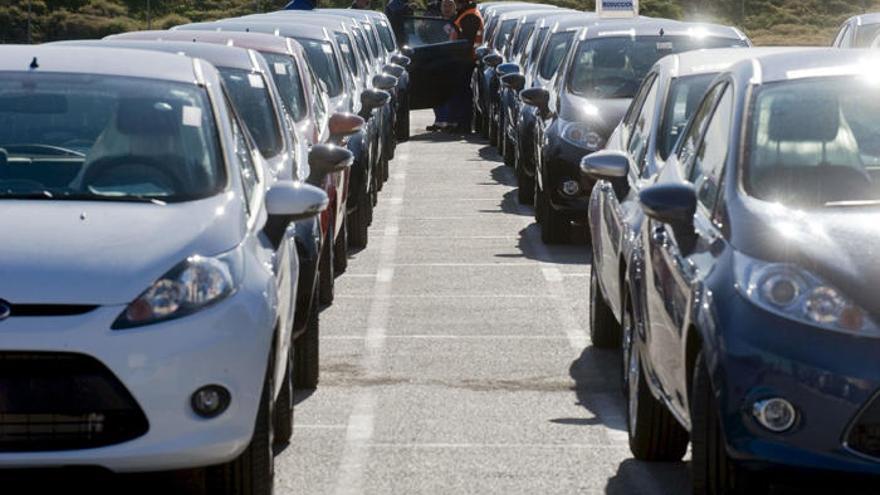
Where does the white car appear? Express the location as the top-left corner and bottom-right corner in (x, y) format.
(0, 45), (349, 494)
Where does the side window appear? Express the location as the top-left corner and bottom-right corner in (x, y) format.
(538, 32), (574, 81)
(835, 24), (851, 48)
(626, 76), (660, 172)
(624, 74), (655, 128)
(688, 86), (733, 211)
(227, 100), (259, 209)
(309, 69), (327, 126)
(677, 83), (725, 170)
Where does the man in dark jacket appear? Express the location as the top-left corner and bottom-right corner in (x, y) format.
(447, 0), (483, 133)
(285, 0), (317, 10)
(351, 0), (370, 9)
(385, 0), (413, 43)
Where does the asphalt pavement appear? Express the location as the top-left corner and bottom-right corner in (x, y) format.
(278, 110), (692, 495)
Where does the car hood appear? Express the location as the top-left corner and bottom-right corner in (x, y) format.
(732, 198), (880, 316)
(559, 94), (631, 140)
(0, 194), (246, 306)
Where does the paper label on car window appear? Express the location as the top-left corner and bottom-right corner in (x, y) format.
(341, 44), (350, 53)
(182, 106), (203, 127)
(248, 74), (265, 88)
(657, 42), (674, 50)
(274, 63), (287, 75)
(322, 44), (333, 54)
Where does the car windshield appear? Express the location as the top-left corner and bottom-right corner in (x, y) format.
(0, 73), (224, 203)
(856, 23), (880, 47)
(745, 77), (880, 207)
(335, 32), (359, 77)
(493, 19), (517, 51)
(658, 73), (716, 159)
(260, 52), (307, 123)
(569, 36), (746, 99)
(219, 68), (282, 159)
(296, 38), (343, 98)
(512, 22), (535, 58)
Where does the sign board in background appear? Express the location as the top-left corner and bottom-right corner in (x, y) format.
(597, 0), (639, 18)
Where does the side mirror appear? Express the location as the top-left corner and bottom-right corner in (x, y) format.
(390, 54), (410, 67)
(372, 73), (398, 91)
(475, 46), (490, 62)
(501, 73), (525, 92)
(329, 112), (364, 140)
(520, 87), (550, 114)
(383, 63), (405, 78)
(496, 63), (520, 77)
(580, 150), (629, 180)
(483, 53), (503, 68)
(264, 181), (329, 246)
(361, 88), (391, 111)
(639, 182), (696, 225)
(400, 46), (414, 58)
(309, 143), (354, 178)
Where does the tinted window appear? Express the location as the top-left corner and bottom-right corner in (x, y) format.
(627, 76), (659, 172)
(524, 27), (548, 71)
(377, 21), (396, 51)
(402, 17), (452, 47)
(493, 19), (518, 51)
(363, 22), (381, 56)
(353, 28), (372, 62)
(569, 36), (744, 99)
(658, 73), (716, 160)
(677, 83), (725, 169)
(689, 86), (732, 210)
(538, 31), (575, 80)
(261, 52), (307, 123)
(229, 110), (258, 208)
(0, 73), (223, 202)
(296, 38), (343, 98)
(745, 77), (880, 207)
(219, 69), (282, 159)
(335, 32), (359, 77)
(512, 22), (535, 58)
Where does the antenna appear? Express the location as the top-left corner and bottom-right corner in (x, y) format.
(29, 57), (39, 69)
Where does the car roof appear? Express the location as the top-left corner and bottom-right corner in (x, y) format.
(547, 13), (608, 31)
(580, 17), (746, 42)
(180, 19), (331, 42)
(62, 38), (257, 71)
(0, 44), (200, 84)
(514, 9), (578, 24)
(112, 28), (301, 57)
(487, 3), (556, 16)
(852, 13), (880, 26)
(497, 7), (561, 21)
(730, 48), (880, 85)
(250, 12), (351, 33)
(654, 47), (806, 79)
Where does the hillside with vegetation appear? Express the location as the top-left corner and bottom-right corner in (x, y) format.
(1, 0), (878, 45)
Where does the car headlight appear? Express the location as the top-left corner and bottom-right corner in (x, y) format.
(113, 247), (243, 329)
(561, 122), (604, 151)
(734, 251), (879, 336)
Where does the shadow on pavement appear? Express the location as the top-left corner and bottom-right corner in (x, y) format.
(605, 458), (691, 495)
(0, 468), (202, 494)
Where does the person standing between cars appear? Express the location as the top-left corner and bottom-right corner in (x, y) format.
(285, 0), (318, 10)
(427, 0), (459, 132)
(447, 0), (483, 134)
(350, 0), (370, 9)
(385, 0), (413, 44)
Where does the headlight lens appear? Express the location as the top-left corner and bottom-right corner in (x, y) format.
(561, 122), (604, 151)
(113, 248), (243, 329)
(735, 252), (878, 336)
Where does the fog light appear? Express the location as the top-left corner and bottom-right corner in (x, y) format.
(753, 398), (796, 432)
(191, 385), (230, 418)
(561, 180), (580, 196)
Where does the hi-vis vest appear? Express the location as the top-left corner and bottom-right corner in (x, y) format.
(453, 7), (483, 59)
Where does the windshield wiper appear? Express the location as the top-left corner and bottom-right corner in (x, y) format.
(0, 190), (54, 199)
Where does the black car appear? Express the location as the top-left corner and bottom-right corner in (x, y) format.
(523, 18), (749, 244)
(621, 48), (880, 493)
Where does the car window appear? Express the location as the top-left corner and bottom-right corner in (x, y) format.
(623, 73), (654, 129)
(353, 28), (373, 64)
(689, 85), (732, 210)
(493, 19), (518, 51)
(363, 22), (381, 56)
(402, 17), (454, 47)
(218, 68), (283, 160)
(335, 32), (359, 77)
(677, 83), (726, 171)
(538, 31), (575, 81)
(854, 23), (880, 47)
(308, 68), (328, 127)
(228, 102), (259, 210)
(834, 24), (851, 47)
(658, 73), (717, 160)
(626, 75), (659, 173)
(0, 72), (224, 203)
(261, 52), (307, 123)
(512, 22), (535, 58)
(524, 27), (548, 72)
(296, 38), (343, 98)
(377, 21), (396, 52)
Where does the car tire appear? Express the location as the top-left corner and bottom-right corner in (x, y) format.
(349, 192), (370, 249)
(589, 267), (621, 348)
(318, 228), (334, 306)
(539, 188), (570, 244)
(294, 290), (320, 389)
(503, 136), (515, 168)
(517, 167), (534, 205)
(488, 109), (498, 147)
(479, 111), (489, 138)
(626, 329), (689, 462)
(533, 179), (543, 223)
(496, 112), (505, 154)
(692, 352), (760, 495)
(334, 216), (348, 276)
(206, 362), (274, 495)
(273, 349), (294, 447)
(396, 104), (410, 142)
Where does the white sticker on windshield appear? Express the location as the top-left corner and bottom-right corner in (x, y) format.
(248, 74), (265, 88)
(657, 42), (673, 50)
(274, 62), (287, 75)
(322, 44), (333, 54)
(182, 106), (202, 127)
(341, 44), (350, 53)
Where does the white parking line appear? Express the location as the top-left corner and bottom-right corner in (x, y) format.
(366, 442), (631, 449)
(321, 335), (571, 340)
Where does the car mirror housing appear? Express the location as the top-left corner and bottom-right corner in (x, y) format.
(580, 150), (629, 180)
(264, 181), (328, 247)
(483, 53), (503, 68)
(383, 63), (405, 78)
(390, 54), (411, 68)
(520, 87), (550, 114)
(400, 46), (415, 58)
(501, 73), (526, 92)
(475, 46), (490, 62)
(372, 73), (398, 91)
(640, 182), (698, 253)
(361, 88), (391, 112)
(496, 63), (520, 77)
(328, 112), (365, 140)
(309, 143), (354, 177)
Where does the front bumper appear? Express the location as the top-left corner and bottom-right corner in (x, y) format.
(712, 288), (880, 476)
(0, 285), (275, 473)
(543, 138), (597, 218)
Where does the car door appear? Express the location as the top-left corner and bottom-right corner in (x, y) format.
(399, 16), (474, 109)
(642, 82), (730, 406)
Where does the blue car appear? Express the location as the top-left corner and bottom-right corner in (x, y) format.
(617, 48), (880, 493)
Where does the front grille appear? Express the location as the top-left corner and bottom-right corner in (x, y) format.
(0, 352), (149, 452)
(847, 392), (880, 459)
(7, 304), (98, 317)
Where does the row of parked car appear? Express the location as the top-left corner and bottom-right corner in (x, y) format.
(475, 2), (880, 494)
(0, 7), (415, 494)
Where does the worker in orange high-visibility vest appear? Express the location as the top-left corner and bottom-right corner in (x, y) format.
(447, 0), (483, 134)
